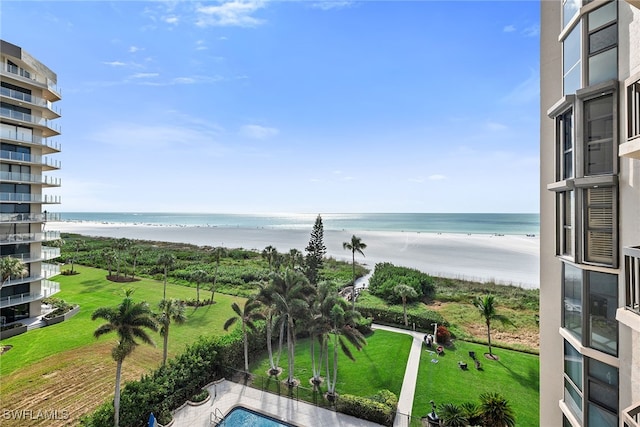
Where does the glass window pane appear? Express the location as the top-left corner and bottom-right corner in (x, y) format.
(564, 23), (581, 76)
(565, 378), (583, 421)
(589, 24), (617, 54)
(565, 66), (582, 96)
(589, 2), (616, 31)
(564, 0), (581, 28)
(588, 272), (618, 355)
(588, 358), (618, 387)
(564, 263), (583, 338)
(564, 340), (583, 389)
(589, 48), (617, 86)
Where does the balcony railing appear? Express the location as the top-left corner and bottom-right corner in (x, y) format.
(0, 281), (60, 309)
(0, 213), (61, 223)
(623, 401), (640, 427)
(0, 248), (61, 263)
(0, 128), (61, 153)
(0, 231), (61, 245)
(624, 246), (640, 314)
(1, 63), (61, 100)
(0, 107), (60, 134)
(41, 262), (61, 278)
(0, 193), (61, 204)
(0, 86), (61, 117)
(0, 171), (61, 187)
(0, 150), (61, 169)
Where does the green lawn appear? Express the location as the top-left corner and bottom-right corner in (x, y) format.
(411, 340), (539, 426)
(0, 265), (245, 376)
(248, 329), (413, 405)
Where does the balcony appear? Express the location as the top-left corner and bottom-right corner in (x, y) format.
(0, 281), (60, 309)
(0, 171), (61, 187)
(0, 63), (61, 102)
(623, 401), (640, 427)
(0, 231), (61, 245)
(0, 248), (61, 263)
(0, 86), (61, 119)
(620, 139), (640, 160)
(618, 246), (640, 331)
(0, 193), (61, 204)
(0, 127), (61, 154)
(0, 149), (61, 170)
(0, 107), (60, 137)
(0, 212), (61, 223)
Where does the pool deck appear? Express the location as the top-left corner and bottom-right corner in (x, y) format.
(172, 379), (385, 427)
(171, 323), (425, 427)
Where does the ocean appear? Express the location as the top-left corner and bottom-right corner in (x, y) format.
(57, 212), (540, 236)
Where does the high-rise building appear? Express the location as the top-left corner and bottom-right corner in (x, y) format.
(1, 40), (62, 325)
(540, 1), (640, 426)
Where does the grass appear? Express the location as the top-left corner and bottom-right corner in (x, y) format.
(411, 340), (539, 426)
(248, 329), (412, 403)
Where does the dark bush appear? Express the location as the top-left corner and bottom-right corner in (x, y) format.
(356, 304), (446, 331)
(337, 392), (396, 426)
(368, 263), (435, 303)
(0, 323), (24, 332)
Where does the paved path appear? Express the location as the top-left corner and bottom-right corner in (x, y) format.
(371, 324), (429, 427)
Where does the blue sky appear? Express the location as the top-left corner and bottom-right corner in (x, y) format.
(2, 0), (540, 214)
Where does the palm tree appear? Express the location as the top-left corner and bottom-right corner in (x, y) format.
(269, 269), (315, 386)
(479, 392), (516, 427)
(342, 235), (366, 308)
(92, 290), (157, 427)
(156, 253), (175, 299)
(256, 283), (285, 376)
(156, 298), (187, 365)
(473, 294), (513, 357)
(129, 245), (143, 279)
(209, 247), (226, 302)
(325, 300), (367, 399)
(308, 281), (336, 387)
(113, 238), (131, 278)
(286, 249), (304, 271)
(0, 257), (28, 291)
(438, 403), (468, 427)
(460, 401), (482, 426)
(68, 239), (86, 274)
(101, 248), (117, 278)
(224, 299), (265, 372)
(190, 270), (208, 303)
(394, 283), (418, 327)
(262, 245), (278, 271)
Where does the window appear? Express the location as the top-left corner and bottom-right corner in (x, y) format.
(563, 23), (581, 96)
(558, 110), (574, 179)
(585, 94), (614, 175)
(564, 340), (583, 421)
(564, 263), (583, 338)
(588, 271), (617, 355)
(628, 79), (640, 140)
(587, 2), (617, 86)
(557, 190), (574, 257)
(587, 358), (618, 426)
(584, 186), (614, 265)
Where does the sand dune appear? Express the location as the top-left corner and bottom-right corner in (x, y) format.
(54, 221), (540, 289)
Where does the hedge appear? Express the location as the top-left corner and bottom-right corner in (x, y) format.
(368, 262), (435, 304)
(355, 304), (447, 331)
(336, 390), (398, 427)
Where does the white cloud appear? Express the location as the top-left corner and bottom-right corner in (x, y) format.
(130, 72), (159, 79)
(486, 121), (508, 131)
(129, 46), (141, 53)
(503, 24), (516, 33)
(103, 60), (126, 67)
(312, 1), (354, 11)
(428, 174), (447, 181)
(240, 124), (279, 139)
(522, 24), (540, 37)
(408, 176), (426, 183)
(164, 15), (179, 24)
(196, 0), (265, 27)
(196, 40), (208, 50)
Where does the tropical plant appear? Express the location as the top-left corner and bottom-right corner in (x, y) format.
(113, 238), (131, 278)
(343, 235), (366, 308)
(286, 249), (304, 271)
(325, 300), (367, 399)
(262, 245), (278, 271)
(268, 269), (315, 385)
(438, 402), (468, 427)
(156, 298), (187, 365)
(223, 299), (265, 372)
(473, 294), (513, 356)
(256, 283), (285, 376)
(460, 401), (482, 426)
(0, 256), (27, 291)
(394, 283), (418, 327)
(305, 214), (326, 286)
(91, 289), (158, 427)
(190, 270), (208, 303)
(308, 281), (337, 387)
(157, 253), (176, 299)
(129, 245), (143, 279)
(101, 248), (117, 277)
(67, 239), (86, 274)
(479, 392), (516, 427)
(209, 246), (226, 302)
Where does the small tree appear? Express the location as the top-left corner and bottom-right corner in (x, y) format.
(190, 270), (208, 303)
(262, 245), (278, 271)
(0, 257), (27, 291)
(101, 248), (117, 277)
(68, 239), (86, 274)
(129, 245), (143, 279)
(342, 235), (366, 309)
(473, 294), (513, 357)
(113, 238), (131, 278)
(156, 298), (187, 366)
(394, 283), (418, 327)
(224, 299), (265, 372)
(479, 392), (516, 427)
(210, 247), (226, 302)
(438, 403), (468, 427)
(305, 214), (326, 286)
(156, 253), (175, 300)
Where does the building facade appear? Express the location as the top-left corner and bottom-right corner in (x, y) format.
(1, 40), (62, 325)
(540, 1), (640, 426)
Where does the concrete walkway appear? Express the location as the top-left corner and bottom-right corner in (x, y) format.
(371, 324), (429, 427)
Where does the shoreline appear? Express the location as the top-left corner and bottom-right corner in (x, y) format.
(52, 221), (540, 289)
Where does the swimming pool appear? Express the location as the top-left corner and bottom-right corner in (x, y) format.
(216, 406), (294, 427)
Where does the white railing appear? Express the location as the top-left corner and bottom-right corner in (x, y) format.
(1, 63), (61, 98)
(0, 231), (61, 244)
(0, 107), (61, 133)
(0, 212), (61, 223)
(0, 283), (60, 309)
(0, 171), (61, 186)
(0, 128), (61, 151)
(41, 263), (61, 278)
(0, 150), (61, 169)
(623, 401), (640, 427)
(0, 193), (61, 203)
(0, 86), (61, 116)
(0, 248), (60, 263)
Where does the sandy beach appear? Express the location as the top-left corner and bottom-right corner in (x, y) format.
(53, 221), (540, 289)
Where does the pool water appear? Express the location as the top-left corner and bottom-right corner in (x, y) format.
(217, 407), (293, 427)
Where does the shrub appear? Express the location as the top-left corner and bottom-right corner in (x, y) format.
(437, 325), (451, 344)
(368, 263), (435, 303)
(336, 392), (397, 426)
(356, 304), (446, 331)
(355, 316), (373, 335)
(190, 389), (209, 402)
(0, 323), (24, 332)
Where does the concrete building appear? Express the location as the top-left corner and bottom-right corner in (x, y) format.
(1, 40), (62, 325)
(540, 1), (640, 426)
